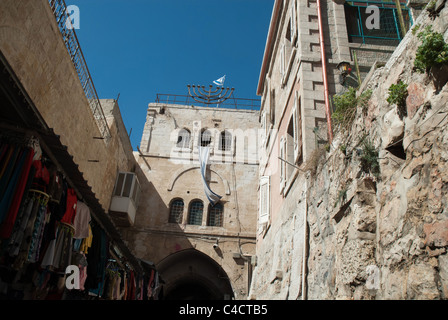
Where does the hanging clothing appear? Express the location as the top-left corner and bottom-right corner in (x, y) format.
(61, 188), (77, 225)
(73, 201), (90, 239)
(0, 148), (29, 224)
(40, 223), (74, 271)
(0, 147), (34, 238)
(86, 225), (108, 296)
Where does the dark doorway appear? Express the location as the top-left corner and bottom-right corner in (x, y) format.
(157, 249), (234, 300)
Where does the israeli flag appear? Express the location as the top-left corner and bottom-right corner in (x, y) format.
(198, 146), (222, 205)
(213, 75), (226, 86)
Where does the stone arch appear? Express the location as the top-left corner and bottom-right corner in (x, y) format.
(167, 166), (231, 195)
(157, 248), (234, 300)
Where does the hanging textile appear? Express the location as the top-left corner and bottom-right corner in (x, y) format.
(73, 201), (91, 239)
(0, 145), (35, 230)
(197, 146), (222, 205)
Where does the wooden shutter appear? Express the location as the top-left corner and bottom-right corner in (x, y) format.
(259, 176), (270, 224)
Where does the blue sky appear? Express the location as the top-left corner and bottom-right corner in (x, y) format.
(67, 0), (274, 150)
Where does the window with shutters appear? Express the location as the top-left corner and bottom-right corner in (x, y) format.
(279, 42), (286, 84)
(286, 117), (295, 179)
(293, 92), (303, 165)
(290, 0), (297, 45)
(259, 176), (270, 225)
(280, 0), (297, 86)
(279, 137), (286, 193)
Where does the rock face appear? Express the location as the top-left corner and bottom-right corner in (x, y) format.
(250, 2), (448, 300)
(305, 5), (448, 300)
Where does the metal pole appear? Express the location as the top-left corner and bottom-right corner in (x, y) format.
(394, 0), (407, 39)
(317, 0), (334, 143)
(353, 50), (362, 89)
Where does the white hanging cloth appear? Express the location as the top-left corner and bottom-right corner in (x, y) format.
(198, 146), (222, 205)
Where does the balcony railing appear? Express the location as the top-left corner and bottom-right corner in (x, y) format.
(155, 93), (261, 111)
(48, 0), (111, 141)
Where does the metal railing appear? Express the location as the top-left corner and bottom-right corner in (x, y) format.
(345, 0), (413, 45)
(48, 0), (111, 141)
(155, 93), (261, 111)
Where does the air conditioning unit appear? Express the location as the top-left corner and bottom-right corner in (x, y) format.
(109, 172), (141, 227)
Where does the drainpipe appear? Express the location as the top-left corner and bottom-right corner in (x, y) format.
(316, 0), (333, 143)
(301, 180), (308, 300)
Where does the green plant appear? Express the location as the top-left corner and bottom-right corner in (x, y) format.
(331, 88), (372, 130)
(412, 24), (420, 36)
(360, 139), (380, 178)
(414, 26), (448, 73)
(387, 80), (408, 117)
(339, 144), (347, 155)
(427, 0), (436, 11)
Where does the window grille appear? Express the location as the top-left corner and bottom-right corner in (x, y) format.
(208, 203), (223, 227)
(176, 129), (191, 148)
(200, 130), (212, 147)
(188, 200), (204, 225)
(219, 131), (232, 151)
(345, 1), (412, 45)
(169, 199), (184, 224)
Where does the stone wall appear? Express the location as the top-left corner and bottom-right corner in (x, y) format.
(124, 103), (260, 299)
(306, 3), (448, 299)
(250, 1), (448, 300)
(0, 0), (137, 212)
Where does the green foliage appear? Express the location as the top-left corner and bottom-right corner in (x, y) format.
(412, 24), (420, 36)
(414, 26), (448, 73)
(339, 144), (347, 155)
(360, 139), (380, 178)
(387, 80), (408, 117)
(331, 88), (372, 130)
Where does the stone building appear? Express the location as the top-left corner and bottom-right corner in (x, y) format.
(120, 100), (261, 300)
(0, 0), (157, 300)
(250, 0), (418, 299)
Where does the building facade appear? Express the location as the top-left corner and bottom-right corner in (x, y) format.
(121, 102), (261, 300)
(250, 0), (416, 299)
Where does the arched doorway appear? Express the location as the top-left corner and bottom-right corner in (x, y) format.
(157, 249), (233, 300)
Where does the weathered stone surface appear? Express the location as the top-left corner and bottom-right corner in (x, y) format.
(406, 263), (440, 300)
(424, 220), (448, 248)
(406, 82), (426, 119)
(439, 254), (448, 298)
(382, 108), (404, 147)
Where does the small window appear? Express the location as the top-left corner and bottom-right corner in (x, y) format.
(177, 128), (191, 148)
(169, 199), (184, 224)
(200, 129), (212, 147)
(188, 200), (204, 225)
(208, 203), (223, 227)
(219, 130), (232, 151)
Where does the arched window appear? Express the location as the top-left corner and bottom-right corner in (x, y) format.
(169, 199), (184, 223)
(208, 202), (223, 227)
(219, 130), (232, 151)
(177, 128), (191, 148)
(188, 200), (204, 225)
(200, 129), (212, 147)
